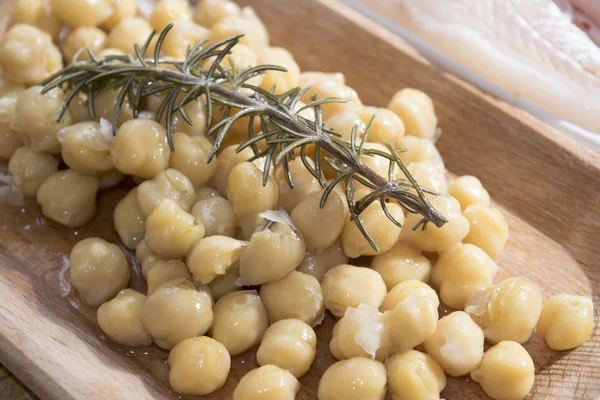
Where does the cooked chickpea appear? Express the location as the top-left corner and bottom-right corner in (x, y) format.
(388, 88), (438, 140)
(208, 264), (240, 300)
(150, 0), (192, 31)
(386, 350), (446, 400)
(141, 278), (213, 349)
(471, 341), (534, 400)
(92, 90), (134, 128)
(431, 243), (497, 309)
(236, 212), (267, 240)
(0, 25), (62, 86)
(0, 125), (20, 161)
(325, 109), (366, 142)
(233, 365), (300, 400)
(463, 204), (509, 259)
(169, 133), (217, 188)
(146, 258), (192, 294)
(57, 121), (113, 175)
(297, 240), (349, 282)
(0, 84), (23, 160)
(37, 169), (99, 228)
(275, 157), (322, 213)
(9, 0), (61, 41)
(355, 106), (406, 147)
(257, 319), (317, 378)
(301, 79), (362, 120)
(196, 186), (221, 200)
(321, 264), (387, 318)
(258, 47), (300, 94)
(398, 135), (443, 166)
(341, 201), (404, 258)
(62, 27), (107, 63)
(137, 169), (197, 218)
(187, 236), (247, 284)
(536, 293), (594, 350)
(97, 168), (124, 190)
(113, 188), (145, 249)
(210, 290), (269, 355)
(97, 289), (152, 347)
(239, 222), (305, 285)
(424, 311), (484, 376)
(318, 358), (387, 400)
(370, 242), (431, 290)
(50, 0), (113, 27)
(210, 7), (269, 56)
(162, 21), (210, 59)
(168, 336), (231, 395)
(227, 161), (279, 217)
(106, 17), (154, 55)
(404, 161), (448, 195)
(101, 0), (137, 30)
(465, 277), (543, 344)
(402, 195), (470, 252)
(195, 0), (240, 27)
(209, 144), (253, 195)
(8, 146), (58, 197)
(191, 196), (236, 237)
(448, 175), (490, 210)
(69, 237), (130, 306)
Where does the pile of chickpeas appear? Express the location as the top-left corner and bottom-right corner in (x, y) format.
(0, 0), (595, 399)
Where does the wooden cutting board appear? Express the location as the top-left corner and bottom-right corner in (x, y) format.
(1, 0), (599, 399)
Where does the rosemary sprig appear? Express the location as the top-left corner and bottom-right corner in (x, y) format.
(41, 24), (447, 251)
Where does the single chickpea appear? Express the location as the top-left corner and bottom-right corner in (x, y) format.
(208, 264), (240, 300)
(106, 17), (154, 55)
(9, 0), (61, 42)
(197, 186), (221, 200)
(424, 311), (484, 377)
(465, 277), (543, 344)
(318, 358), (387, 400)
(57, 121), (113, 175)
(146, 259), (192, 294)
(448, 175), (490, 210)
(226, 161), (279, 218)
(11, 86), (72, 154)
(141, 278), (213, 349)
(91, 90), (134, 128)
(357, 142), (391, 187)
(191, 196), (236, 237)
(210, 7), (269, 56)
(50, 0), (113, 27)
(162, 21), (210, 59)
(62, 27), (107, 63)
(168, 336), (230, 395)
(299, 71), (346, 87)
(195, 0), (240, 27)
(97, 289), (152, 347)
(386, 350), (446, 400)
(536, 293), (594, 351)
(403, 161), (448, 195)
(388, 88), (438, 140)
(297, 240), (349, 282)
(325, 109), (366, 142)
(137, 169), (197, 218)
(113, 188), (145, 249)
(463, 204), (509, 259)
(397, 135), (443, 166)
(370, 242), (431, 290)
(381, 280), (439, 351)
(258, 47), (300, 94)
(402, 195), (470, 252)
(163, 97), (208, 137)
(210, 290), (269, 356)
(169, 133), (217, 188)
(8, 146), (58, 197)
(471, 341), (534, 400)
(186, 236), (247, 284)
(257, 319), (317, 378)
(301, 79), (362, 120)
(69, 237), (130, 306)
(101, 0), (137, 30)
(275, 157), (322, 213)
(209, 144), (253, 195)
(341, 201), (404, 258)
(36, 169), (99, 228)
(431, 243), (497, 310)
(233, 365), (300, 400)
(239, 222), (306, 285)
(321, 264), (387, 318)
(355, 106), (406, 147)
(150, 0), (192, 31)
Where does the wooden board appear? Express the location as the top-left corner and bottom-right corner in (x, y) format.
(1, 0), (599, 399)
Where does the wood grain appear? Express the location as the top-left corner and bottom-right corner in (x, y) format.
(1, 0), (599, 399)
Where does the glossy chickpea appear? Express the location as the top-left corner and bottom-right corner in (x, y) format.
(150, 0), (192, 31)
(233, 365), (299, 400)
(321, 265), (387, 318)
(210, 7), (269, 56)
(9, 0), (61, 41)
(318, 358), (387, 400)
(239, 222), (306, 285)
(137, 169), (197, 218)
(195, 0), (240, 27)
(388, 88), (438, 140)
(210, 144), (254, 195)
(113, 188), (145, 249)
(191, 196), (236, 237)
(431, 243), (497, 310)
(325, 109), (366, 142)
(37, 169), (99, 228)
(106, 17), (154, 55)
(397, 135), (443, 166)
(62, 27), (107, 63)
(208, 264), (240, 300)
(141, 278), (213, 349)
(404, 161), (448, 195)
(227, 161), (279, 218)
(57, 121), (113, 175)
(146, 259), (192, 294)
(210, 290), (269, 356)
(168, 336), (230, 395)
(91, 90), (134, 128)
(275, 157), (322, 213)
(355, 106), (406, 146)
(386, 350), (446, 400)
(169, 133), (217, 188)
(465, 277), (543, 344)
(8, 146), (58, 197)
(50, 0), (113, 27)
(448, 175), (490, 210)
(187, 236), (247, 284)
(424, 311), (484, 376)
(471, 341), (534, 400)
(101, 0), (137, 30)
(463, 204), (509, 259)
(536, 294), (594, 351)
(297, 240), (349, 282)
(162, 21), (210, 59)
(371, 242), (431, 290)
(301, 79), (362, 120)
(97, 289), (151, 347)
(257, 319), (317, 378)
(69, 237), (130, 306)
(258, 47), (300, 94)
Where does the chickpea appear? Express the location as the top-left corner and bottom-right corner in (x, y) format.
(187, 236), (247, 284)
(210, 290), (269, 355)
(388, 88), (438, 140)
(146, 259), (192, 294)
(0, 125), (21, 161)
(137, 169), (197, 218)
(403, 161), (448, 195)
(341, 201), (404, 258)
(197, 186), (221, 200)
(465, 277), (543, 344)
(536, 294), (594, 350)
(9, 0), (61, 42)
(37, 169), (99, 228)
(357, 107), (406, 146)
(463, 204), (509, 259)
(162, 21), (210, 59)
(0, 25), (62, 86)
(50, 0), (113, 27)
(301, 79), (362, 120)
(275, 157), (322, 214)
(106, 17), (154, 55)
(8, 146), (58, 197)
(236, 212), (268, 240)
(471, 341), (534, 400)
(169, 133), (217, 188)
(141, 278), (213, 349)
(210, 144), (253, 195)
(297, 240), (349, 282)
(91, 90), (135, 128)
(448, 175), (490, 210)
(150, 0), (192, 31)
(97, 289), (152, 347)
(191, 196), (236, 237)
(210, 7), (269, 56)
(397, 135), (443, 166)
(431, 243), (497, 310)
(195, 0), (240, 27)
(239, 222), (306, 285)
(258, 47), (300, 94)
(257, 319), (317, 378)
(370, 242), (431, 290)
(0, 84), (23, 160)
(113, 188), (145, 249)
(11, 86), (72, 154)
(321, 265), (387, 318)
(226, 162), (279, 218)
(424, 311), (484, 376)
(208, 264), (240, 300)
(325, 109), (366, 142)
(386, 350), (446, 400)
(97, 169), (124, 191)
(318, 358), (387, 400)
(233, 365), (300, 400)
(101, 0), (137, 30)
(62, 27), (107, 63)
(57, 121), (113, 175)
(402, 195), (470, 252)
(201, 43), (259, 86)
(69, 237), (130, 306)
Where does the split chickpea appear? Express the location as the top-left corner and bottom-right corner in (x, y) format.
(318, 358), (387, 400)
(97, 289), (152, 347)
(233, 365), (300, 400)
(137, 168), (197, 218)
(186, 236), (247, 284)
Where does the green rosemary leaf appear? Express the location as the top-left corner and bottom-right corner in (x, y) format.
(380, 198), (403, 228)
(346, 177), (379, 252)
(112, 75), (135, 135)
(154, 24), (174, 67)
